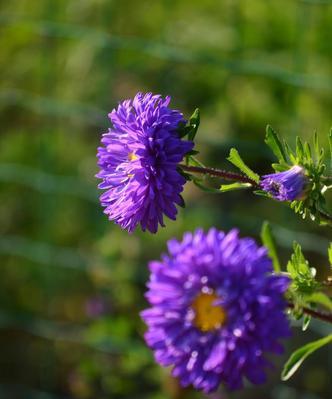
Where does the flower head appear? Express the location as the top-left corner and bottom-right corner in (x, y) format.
(260, 165), (308, 201)
(141, 228), (290, 393)
(96, 92), (193, 233)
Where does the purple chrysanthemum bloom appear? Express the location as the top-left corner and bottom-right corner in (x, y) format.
(260, 165), (308, 201)
(96, 92), (193, 233)
(141, 228), (290, 393)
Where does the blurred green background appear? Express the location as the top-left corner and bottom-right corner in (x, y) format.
(0, 0), (331, 398)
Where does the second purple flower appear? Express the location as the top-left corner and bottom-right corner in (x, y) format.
(96, 92), (194, 233)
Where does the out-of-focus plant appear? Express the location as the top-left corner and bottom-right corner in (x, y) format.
(96, 92), (332, 395)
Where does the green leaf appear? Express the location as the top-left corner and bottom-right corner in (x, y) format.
(296, 136), (304, 161)
(328, 243), (332, 267)
(188, 108), (200, 141)
(219, 182), (252, 192)
(281, 335), (332, 381)
(193, 180), (222, 194)
(329, 129), (332, 170)
(253, 190), (271, 198)
(265, 125), (287, 162)
(187, 156), (205, 168)
(313, 131), (320, 160)
(304, 141), (312, 161)
(227, 148), (260, 183)
(305, 292), (332, 311)
(302, 315), (311, 331)
(287, 242), (310, 278)
(260, 222), (281, 272)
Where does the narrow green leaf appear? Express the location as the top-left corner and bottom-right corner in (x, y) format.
(296, 136), (304, 161)
(302, 315), (311, 331)
(254, 190), (271, 198)
(187, 156), (205, 168)
(193, 180), (222, 194)
(313, 131), (320, 160)
(188, 108), (200, 141)
(227, 148), (260, 183)
(219, 182), (252, 192)
(272, 163), (289, 172)
(304, 142), (312, 161)
(329, 129), (332, 170)
(305, 292), (332, 311)
(328, 243), (332, 267)
(265, 125), (287, 162)
(284, 141), (296, 163)
(281, 335), (332, 381)
(260, 222), (281, 272)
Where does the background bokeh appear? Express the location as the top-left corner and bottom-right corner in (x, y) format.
(0, 0), (331, 398)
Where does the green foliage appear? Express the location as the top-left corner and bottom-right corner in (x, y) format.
(1, 1), (332, 397)
(227, 148), (260, 183)
(328, 243), (332, 268)
(265, 125), (288, 164)
(287, 242), (332, 318)
(178, 108), (200, 141)
(304, 292), (332, 311)
(281, 335), (332, 381)
(286, 242), (317, 295)
(264, 127), (330, 225)
(260, 222), (281, 272)
(219, 182), (252, 192)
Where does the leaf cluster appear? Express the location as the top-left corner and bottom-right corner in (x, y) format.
(265, 126), (330, 224)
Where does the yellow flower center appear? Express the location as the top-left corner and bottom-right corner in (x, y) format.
(191, 292), (226, 332)
(128, 152), (138, 161)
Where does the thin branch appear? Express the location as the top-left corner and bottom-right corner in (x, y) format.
(317, 209), (332, 226)
(321, 279), (332, 287)
(287, 302), (332, 324)
(179, 164), (259, 187)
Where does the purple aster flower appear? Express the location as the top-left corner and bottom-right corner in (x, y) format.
(141, 228), (290, 393)
(96, 92), (193, 233)
(260, 165), (308, 201)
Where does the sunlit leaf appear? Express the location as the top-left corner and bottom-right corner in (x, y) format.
(188, 108), (200, 141)
(281, 335), (332, 381)
(219, 182), (252, 192)
(328, 243), (332, 268)
(265, 125), (287, 162)
(227, 148), (260, 183)
(260, 222), (281, 272)
(305, 292), (332, 311)
(302, 314), (311, 331)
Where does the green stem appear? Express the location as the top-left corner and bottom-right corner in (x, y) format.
(317, 209), (332, 226)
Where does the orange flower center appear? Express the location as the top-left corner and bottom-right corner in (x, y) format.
(128, 152), (138, 161)
(191, 292), (227, 332)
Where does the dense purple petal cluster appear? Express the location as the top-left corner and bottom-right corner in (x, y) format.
(260, 165), (307, 201)
(96, 92), (193, 233)
(141, 228), (290, 393)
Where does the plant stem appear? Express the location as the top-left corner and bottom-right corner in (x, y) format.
(287, 302), (332, 324)
(179, 164), (259, 187)
(322, 279), (332, 287)
(317, 209), (332, 226)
